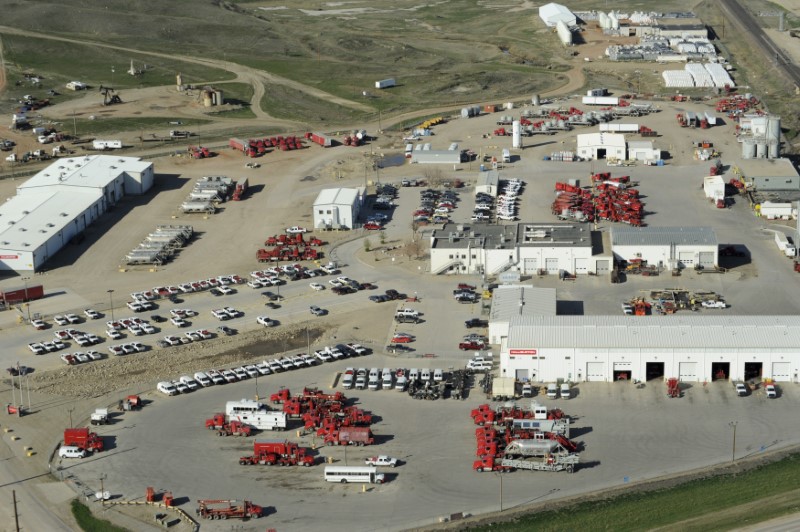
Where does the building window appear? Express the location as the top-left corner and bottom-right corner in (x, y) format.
(449, 254), (454, 259)
(471, 254), (476, 259)
(318, 210), (324, 214)
(326, 210), (332, 214)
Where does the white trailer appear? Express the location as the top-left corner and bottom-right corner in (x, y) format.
(599, 123), (639, 133)
(375, 78), (396, 89)
(226, 399), (287, 430)
(760, 202), (795, 220)
(774, 232), (796, 257)
(92, 140), (122, 150)
(502, 149), (511, 163)
(90, 408), (109, 425)
(180, 201), (216, 214)
(582, 96), (620, 106)
(511, 417), (570, 437)
(500, 453), (579, 473)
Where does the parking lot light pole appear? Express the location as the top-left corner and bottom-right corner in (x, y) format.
(729, 421), (738, 462)
(494, 472), (504, 512)
(21, 276), (31, 322)
(107, 289), (115, 322)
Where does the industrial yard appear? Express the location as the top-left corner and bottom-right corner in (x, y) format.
(0, 1), (800, 531)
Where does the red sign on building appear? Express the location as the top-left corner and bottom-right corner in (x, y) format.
(509, 349), (538, 356)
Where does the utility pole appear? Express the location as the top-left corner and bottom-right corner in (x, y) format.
(729, 421), (738, 462)
(99, 474), (106, 505)
(67, 406), (74, 429)
(12, 490), (20, 532)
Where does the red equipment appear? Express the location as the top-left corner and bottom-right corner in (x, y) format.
(196, 499), (262, 520)
(324, 426), (374, 446)
(0, 284), (44, 305)
(667, 378), (681, 398)
(232, 178), (249, 201)
(239, 440), (315, 466)
(205, 413), (252, 436)
(64, 428), (104, 452)
(120, 394), (142, 411)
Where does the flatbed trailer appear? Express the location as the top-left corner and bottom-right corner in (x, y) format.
(501, 454), (579, 473)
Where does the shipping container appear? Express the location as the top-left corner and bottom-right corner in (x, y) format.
(581, 96), (620, 106)
(92, 140), (122, 150)
(0, 284), (44, 305)
(375, 79), (396, 89)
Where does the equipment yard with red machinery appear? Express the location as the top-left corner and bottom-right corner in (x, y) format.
(3, 36), (800, 532)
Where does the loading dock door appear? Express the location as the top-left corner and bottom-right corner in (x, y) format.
(771, 362), (791, 381)
(545, 258), (559, 274)
(698, 252), (715, 269)
(515, 369), (529, 381)
(646, 362), (665, 381)
(523, 258), (538, 275)
(744, 362), (763, 381)
(596, 260), (610, 274)
(678, 252), (694, 267)
(574, 258), (588, 273)
(679, 362), (697, 382)
(613, 362), (632, 381)
(586, 362), (606, 382)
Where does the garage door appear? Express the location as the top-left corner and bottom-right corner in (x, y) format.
(771, 362), (791, 381)
(586, 362), (606, 382)
(698, 252), (715, 268)
(679, 362), (698, 382)
(523, 258), (538, 275)
(545, 258), (559, 274)
(574, 258), (588, 273)
(678, 251), (694, 267)
(515, 369), (530, 381)
(596, 260), (610, 274)
(614, 362), (632, 371)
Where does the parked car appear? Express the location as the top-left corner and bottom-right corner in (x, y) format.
(285, 226), (308, 234)
(465, 318), (488, 328)
(310, 305), (326, 316)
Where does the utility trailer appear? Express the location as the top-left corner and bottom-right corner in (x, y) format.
(501, 453), (579, 473)
(195, 499), (262, 520)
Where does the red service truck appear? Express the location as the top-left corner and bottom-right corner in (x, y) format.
(239, 440), (315, 466)
(64, 428), (104, 452)
(323, 426), (375, 446)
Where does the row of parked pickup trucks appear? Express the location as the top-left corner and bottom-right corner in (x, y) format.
(342, 367), (445, 391)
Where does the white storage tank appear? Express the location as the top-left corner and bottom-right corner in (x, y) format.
(741, 139), (756, 159)
(512, 120), (522, 149)
(756, 142), (767, 158)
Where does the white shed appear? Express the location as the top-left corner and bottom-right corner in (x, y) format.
(475, 170), (499, 197)
(576, 133), (626, 161)
(703, 176), (726, 201)
(627, 140), (661, 162)
(312, 187), (365, 230)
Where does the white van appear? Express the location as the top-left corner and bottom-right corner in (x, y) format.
(433, 369), (444, 382)
(58, 446), (87, 459)
(409, 368), (420, 381)
(502, 149), (511, 163)
(382, 368), (393, 389)
(546, 383), (559, 399)
(420, 368), (432, 382)
(157, 381), (178, 396)
(560, 382), (571, 399)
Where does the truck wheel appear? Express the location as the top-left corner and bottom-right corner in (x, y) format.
(341, 479), (347, 484)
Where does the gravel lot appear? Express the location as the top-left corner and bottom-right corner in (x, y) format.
(1, 95), (800, 530)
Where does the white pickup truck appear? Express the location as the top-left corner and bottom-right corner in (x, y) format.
(364, 455), (398, 467)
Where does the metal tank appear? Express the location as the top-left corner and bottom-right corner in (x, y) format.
(741, 139), (756, 159)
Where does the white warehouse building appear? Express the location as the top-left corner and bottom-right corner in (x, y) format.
(312, 187), (365, 230)
(612, 226), (718, 271)
(500, 315), (800, 383)
(0, 155), (154, 272)
(538, 3), (576, 28)
(576, 133), (627, 161)
(488, 285), (556, 345)
(430, 223), (613, 276)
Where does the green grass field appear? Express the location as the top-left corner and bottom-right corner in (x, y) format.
(471, 453), (800, 531)
(54, 117), (211, 137)
(70, 500), (130, 532)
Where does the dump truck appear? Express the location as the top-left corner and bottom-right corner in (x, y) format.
(324, 426), (375, 446)
(205, 413), (252, 436)
(90, 408), (109, 425)
(196, 499), (262, 520)
(64, 428), (104, 452)
(239, 440), (315, 466)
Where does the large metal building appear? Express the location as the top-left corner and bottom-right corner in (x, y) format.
(500, 315), (800, 383)
(0, 155), (154, 272)
(488, 285), (556, 345)
(612, 226), (718, 271)
(576, 133), (627, 161)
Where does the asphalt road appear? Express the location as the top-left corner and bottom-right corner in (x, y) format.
(718, 0), (800, 89)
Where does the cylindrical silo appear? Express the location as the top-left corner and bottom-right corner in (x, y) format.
(741, 139), (756, 159)
(769, 142), (780, 159)
(610, 13), (620, 30)
(756, 142), (767, 158)
(512, 121), (522, 149)
(598, 12), (609, 29)
(505, 102), (515, 110)
(768, 116), (781, 144)
(532, 94), (540, 106)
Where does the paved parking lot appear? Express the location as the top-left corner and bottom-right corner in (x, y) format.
(2, 95), (800, 530)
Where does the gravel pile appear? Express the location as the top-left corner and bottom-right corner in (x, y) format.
(29, 324), (326, 398)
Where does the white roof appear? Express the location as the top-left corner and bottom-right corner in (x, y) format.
(313, 187), (362, 207)
(627, 141), (654, 150)
(507, 315), (800, 349)
(490, 286), (556, 323)
(476, 170), (499, 188)
(577, 133), (626, 149)
(539, 3), (576, 27)
(0, 189), (102, 251)
(19, 155), (150, 191)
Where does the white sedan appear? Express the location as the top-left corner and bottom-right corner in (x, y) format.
(257, 316), (277, 327)
(309, 282), (325, 291)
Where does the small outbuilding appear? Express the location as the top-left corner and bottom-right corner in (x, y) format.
(627, 140), (661, 162)
(475, 170), (499, 197)
(703, 176), (725, 201)
(612, 226), (718, 271)
(312, 187), (365, 230)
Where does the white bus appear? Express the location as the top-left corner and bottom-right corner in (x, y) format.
(324, 466), (385, 484)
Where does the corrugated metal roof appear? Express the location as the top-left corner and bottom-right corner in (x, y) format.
(476, 170), (499, 188)
(507, 315), (800, 349)
(19, 155), (149, 190)
(577, 133), (626, 148)
(612, 226), (717, 247)
(490, 286), (556, 322)
(313, 187), (360, 206)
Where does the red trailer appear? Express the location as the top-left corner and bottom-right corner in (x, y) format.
(1, 284), (44, 305)
(64, 428), (104, 452)
(196, 499), (262, 520)
(239, 440), (315, 466)
(232, 178), (248, 201)
(229, 138), (248, 152)
(306, 132), (332, 147)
